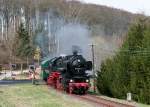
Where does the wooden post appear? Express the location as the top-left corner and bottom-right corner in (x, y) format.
(21, 63), (23, 74)
(89, 43), (96, 93)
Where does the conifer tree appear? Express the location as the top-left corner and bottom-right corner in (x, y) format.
(14, 23), (34, 60)
(97, 19), (150, 104)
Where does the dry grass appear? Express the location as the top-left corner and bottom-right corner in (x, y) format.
(0, 84), (93, 107)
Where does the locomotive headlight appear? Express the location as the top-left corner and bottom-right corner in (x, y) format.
(86, 79), (89, 83)
(70, 79), (74, 83)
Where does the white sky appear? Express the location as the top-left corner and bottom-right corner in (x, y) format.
(79, 0), (150, 16)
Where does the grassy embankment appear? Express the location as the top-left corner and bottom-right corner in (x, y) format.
(0, 84), (92, 107)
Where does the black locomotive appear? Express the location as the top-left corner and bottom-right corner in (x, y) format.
(41, 52), (92, 94)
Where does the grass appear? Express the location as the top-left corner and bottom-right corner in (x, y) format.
(87, 91), (150, 107)
(88, 79), (150, 107)
(138, 103), (150, 107)
(0, 84), (92, 107)
(88, 91), (150, 107)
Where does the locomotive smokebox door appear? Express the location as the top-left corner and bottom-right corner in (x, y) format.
(86, 61), (92, 70)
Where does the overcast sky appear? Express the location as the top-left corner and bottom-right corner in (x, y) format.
(79, 0), (150, 16)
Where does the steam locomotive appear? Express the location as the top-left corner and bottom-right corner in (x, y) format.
(41, 52), (92, 94)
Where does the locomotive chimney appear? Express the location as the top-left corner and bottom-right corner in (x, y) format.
(72, 45), (81, 55)
(73, 50), (78, 55)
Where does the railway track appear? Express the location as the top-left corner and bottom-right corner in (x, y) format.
(74, 94), (136, 107)
(46, 83), (136, 107)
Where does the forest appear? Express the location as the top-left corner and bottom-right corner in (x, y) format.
(0, 0), (144, 63)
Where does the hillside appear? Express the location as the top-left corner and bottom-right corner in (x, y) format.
(57, 1), (136, 36)
(0, 0), (142, 37)
(34, 0), (142, 36)
(0, 0), (146, 63)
